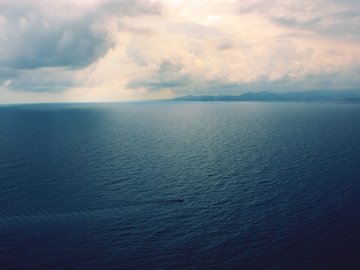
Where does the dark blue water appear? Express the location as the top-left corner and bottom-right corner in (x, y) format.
(1, 102), (360, 269)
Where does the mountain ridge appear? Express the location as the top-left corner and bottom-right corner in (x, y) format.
(166, 90), (360, 102)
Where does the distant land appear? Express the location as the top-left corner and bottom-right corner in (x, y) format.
(166, 90), (360, 103)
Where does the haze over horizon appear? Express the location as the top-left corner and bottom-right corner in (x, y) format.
(0, 0), (360, 103)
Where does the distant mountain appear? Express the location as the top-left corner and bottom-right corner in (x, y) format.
(167, 90), (360, 102)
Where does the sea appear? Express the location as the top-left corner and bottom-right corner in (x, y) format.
(0, 102), (360, 270)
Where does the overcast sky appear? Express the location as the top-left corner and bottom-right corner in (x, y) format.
(0, 0), (359, 103)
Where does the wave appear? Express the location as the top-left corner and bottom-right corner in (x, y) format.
(0, 198), (184, 228)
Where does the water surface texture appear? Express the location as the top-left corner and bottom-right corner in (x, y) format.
(1, 102), (360, 269)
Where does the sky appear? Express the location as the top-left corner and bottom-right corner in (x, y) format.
(0, 0), (359, 103)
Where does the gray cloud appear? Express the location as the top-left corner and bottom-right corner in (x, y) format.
(0, 68), (18, 80)
(0, 0), (161, 92)
(4, 68), (81, 92)
(237, 0), (360, 40)
(0, 0), (161, 70)
(102, 0), (161, 17)
(322, 10), (360, 39)
(271, 11), (360, 40)
(237, 0), (274, 14)
(126, 59), (192, 90)
(270, 17), (321, 31)
(0, 20), (112, 70)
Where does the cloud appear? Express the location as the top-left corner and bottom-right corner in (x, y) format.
(271, 11), (360, 41)
(237, 0), (360, 40)
(0, 0), (161, 70)
(270, 17), (321, 31)
(4, 68), (81, 92)
(126, 59), (192, 90)
(0, 0), (359, 102)
(0, 0), (162, 94)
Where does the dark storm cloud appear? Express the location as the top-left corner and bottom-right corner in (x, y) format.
(0, 0), (161, 70)
(0, 19), (112, 69)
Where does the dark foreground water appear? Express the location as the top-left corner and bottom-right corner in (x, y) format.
(0, 102), (360, 270)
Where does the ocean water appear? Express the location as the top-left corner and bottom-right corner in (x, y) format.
(0, 102), (360, 270)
